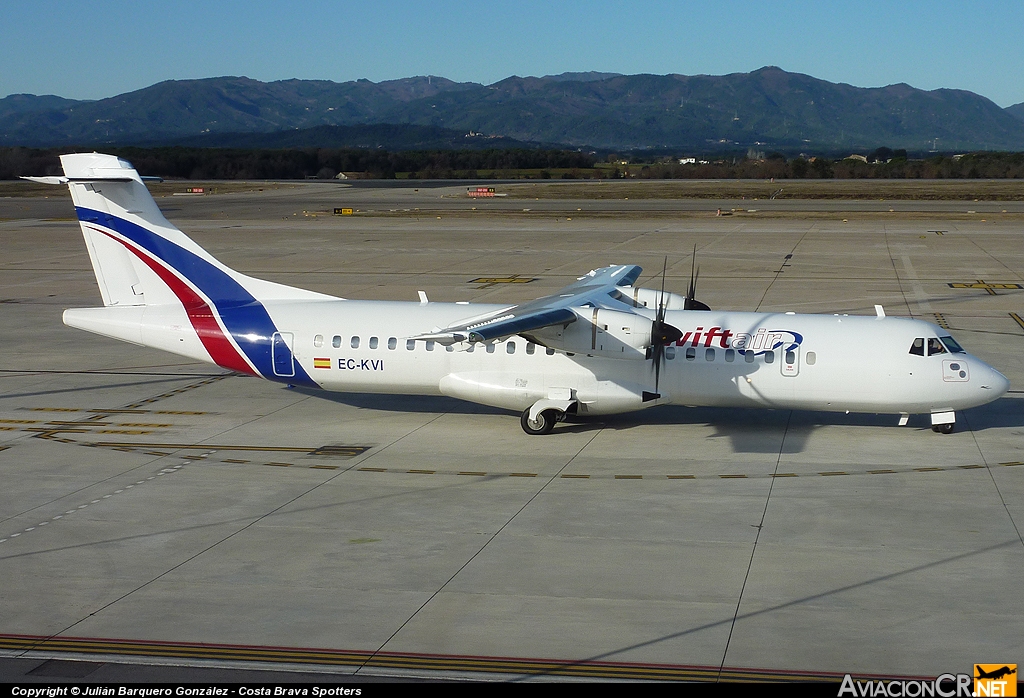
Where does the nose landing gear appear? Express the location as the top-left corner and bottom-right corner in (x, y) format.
(930, 411), (955, 434)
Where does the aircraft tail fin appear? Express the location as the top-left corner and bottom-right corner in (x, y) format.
(27, 153), (334, 308)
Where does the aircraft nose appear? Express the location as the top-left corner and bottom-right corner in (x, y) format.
(979, 363), (1010, 398)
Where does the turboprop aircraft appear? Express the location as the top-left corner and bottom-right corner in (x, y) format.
(26, 153), (1009, 434)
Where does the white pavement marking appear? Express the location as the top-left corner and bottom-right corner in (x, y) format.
(900, 254), (933, 313)
(0, 462), (188, 543)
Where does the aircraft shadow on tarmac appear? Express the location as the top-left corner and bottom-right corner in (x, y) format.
(300, 389), (1024, 455)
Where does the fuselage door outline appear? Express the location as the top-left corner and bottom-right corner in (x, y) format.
(272, 331), (296, 377)
(782, 345), (800, 377)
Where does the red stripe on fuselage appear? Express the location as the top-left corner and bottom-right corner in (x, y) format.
(92, 228), (257, 375)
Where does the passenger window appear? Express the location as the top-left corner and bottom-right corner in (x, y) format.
(369, 337), (378, 349)
(313, 334), (324, 348)
(388, 337), (397, 350)
(333, 335), (342, 349)
(705, 348), (715, 362)
(486, 343), (495, 354)
(909, 338), (924, 356)
(744, 350), (755, 364)
(927, 338), (946, 355)
(406, 339), (416, 350)
(350, 336), (360, 349)
(806, 351), (816, 365)
(725, 348), (734, 362)
(426, 340), (435, 352)
(685, 347), (696, 361)
(764, 351), (775, 364)
(665, 346), (676, 360)
(507, 342), (515, 354)
(526, 343), (536, 355)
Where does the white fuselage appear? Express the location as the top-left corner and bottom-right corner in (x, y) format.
(47, 152), (1010, 429)
(72, 298), (1001, 418)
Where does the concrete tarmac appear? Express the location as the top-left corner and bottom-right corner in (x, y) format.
(0, 183), (1022, 682)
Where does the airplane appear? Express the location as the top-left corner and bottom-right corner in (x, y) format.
(975, 666), (1016, 681)
(25, 153), (1009, 435)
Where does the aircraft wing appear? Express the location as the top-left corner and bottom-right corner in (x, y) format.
(413, 264), (643, 344)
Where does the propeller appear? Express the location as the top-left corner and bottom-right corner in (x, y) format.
(645, 257), (683, 401)
(684, 244), (711, 311)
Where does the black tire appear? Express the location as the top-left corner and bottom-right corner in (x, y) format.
(521, 408), (557, 435)
(934, 422), (955, 434)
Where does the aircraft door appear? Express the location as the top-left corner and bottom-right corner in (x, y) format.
(781, 347), (799, 377)
(272, 332), (295, 377)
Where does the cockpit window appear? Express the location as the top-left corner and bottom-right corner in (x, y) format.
(927, 338), (946, 356)
(939, 336), (965, 354)
(909, 338), (924, 356)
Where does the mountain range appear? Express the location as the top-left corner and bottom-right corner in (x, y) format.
(3, 67), (1024, 152)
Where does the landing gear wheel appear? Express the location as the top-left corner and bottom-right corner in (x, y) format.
(932, 423), (955, 434)
(521, 408), (557, 435)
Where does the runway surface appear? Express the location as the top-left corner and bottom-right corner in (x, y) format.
(0, 182), (1022, 682)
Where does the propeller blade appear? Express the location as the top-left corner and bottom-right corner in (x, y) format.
(657, 256), (668, 326)
(649, 321), (682, 394)
(654, 343), (662, 393)
(687, 244), (697, 300)
(684, 244), (711, 311)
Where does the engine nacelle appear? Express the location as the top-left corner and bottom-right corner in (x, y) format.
(618, 286), (688, 310)
(527, 308), (652, 359)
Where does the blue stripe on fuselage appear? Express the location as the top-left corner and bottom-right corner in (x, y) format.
(76, 206), (318, 388)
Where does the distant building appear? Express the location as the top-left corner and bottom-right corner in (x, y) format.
(679, 157), (696, 165)
(845, 154), (868, 163)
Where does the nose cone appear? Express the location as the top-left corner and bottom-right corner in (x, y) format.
(982, 365), (1011, 399)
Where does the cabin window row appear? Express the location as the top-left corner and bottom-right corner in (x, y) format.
(313, 334), (555, 355)
(666, 346), (815, 365)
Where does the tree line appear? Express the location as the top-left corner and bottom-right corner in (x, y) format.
(0, 146), (596, 180)
(617, 149), (1024, 179)
(3, 146), (1024, 180)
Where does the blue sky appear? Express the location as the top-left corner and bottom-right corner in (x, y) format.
(3, 1), (1022, 107)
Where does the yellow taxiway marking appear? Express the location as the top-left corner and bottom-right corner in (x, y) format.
(0, 632), (842, 682)
(947, 280), (1022, 295)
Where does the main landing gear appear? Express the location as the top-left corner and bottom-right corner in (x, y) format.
(521, 396), (578, 435)
(521, 408), (558, 435)
(932, 423), (955, 434)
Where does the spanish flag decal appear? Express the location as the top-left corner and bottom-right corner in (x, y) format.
(313, 357), (331, 369)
